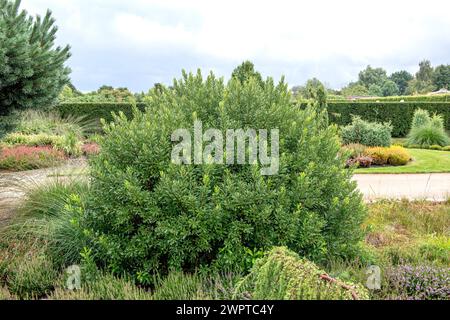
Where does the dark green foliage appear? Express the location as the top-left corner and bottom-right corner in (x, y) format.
(341, 116), (392, 147)
(389, 71), (413, 95)
(298, 101), (450, 137)
(432, 64), (450, 90)
(79, 70), (366, 282)
(0, 0), (71, 114)
(234, 247), (369, 300)
(381, 80), (399, 97)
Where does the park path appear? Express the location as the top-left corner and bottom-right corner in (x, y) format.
(0, 158), (88, 227)
(1, 161), (449, 227)
(352, 173), (450, 202)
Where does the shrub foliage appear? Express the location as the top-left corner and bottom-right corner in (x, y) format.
(341, 116), (392, 147)
(75, 71), (366, 282)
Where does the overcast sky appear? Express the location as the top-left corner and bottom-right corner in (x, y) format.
(22, 0), (450, 92)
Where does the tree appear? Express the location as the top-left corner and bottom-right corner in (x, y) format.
(368, 84), (382, 97)
(231, 60), (263, 86)
(341, 82), (369, 97)
(416, 60), (434, 83)
(381, 80), (399, 96)
(358, 65), (387, 88)
(432, 64), (450, 90)
(389, 70), (413, 95)
(0, 0), (71, 114)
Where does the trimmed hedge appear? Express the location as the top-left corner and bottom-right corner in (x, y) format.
(328, 94), (450, 102)
(56, 101), (450, 137)
(303, 102), (450, 137)
(56, 102), (147, 123)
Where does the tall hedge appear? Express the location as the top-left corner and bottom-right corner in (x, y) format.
(302, 102), (450, 137)
(56, 102), (147, 123)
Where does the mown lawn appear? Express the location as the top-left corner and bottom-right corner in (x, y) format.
(356, 149), (450, 174)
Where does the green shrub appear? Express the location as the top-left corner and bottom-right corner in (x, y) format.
(407, 109), (449, 147)
(2, 132), (64, 147)
(234, 247), (369, 300)
(407, 125), (449, 147)
(79, 71), (366, 282)
(6, 254), (58, 299)
(442, 146), (450, 151)
(340, 143), (367, 159)
(429, 145), (443, 150)
(341, 116), (392, 147)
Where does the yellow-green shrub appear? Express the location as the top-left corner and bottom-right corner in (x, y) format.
(364, 146), (410, 166)
(234, 247), (369, 300)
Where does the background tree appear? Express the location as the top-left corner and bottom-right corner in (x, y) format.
(368, 84), (382, 96)
(231, 60), (263, 86)
(416, 60), (434, 83)
(381, 80), (400, 96)
(0, 0), (71, 114)
(389, 70), (413, 95)
(358, 65), (387, 89)
(341, 82), (369, 97)
(432, 64), (450, 90)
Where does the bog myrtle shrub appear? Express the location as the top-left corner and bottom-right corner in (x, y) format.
(79, 71), (366, 282)
(341, 116), (392, 147)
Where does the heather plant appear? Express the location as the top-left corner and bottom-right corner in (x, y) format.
(386, 265), (450, 300)
(0, 145), (65, 171)
(341, 116), (392, 147)
(78, 70), (366, 282)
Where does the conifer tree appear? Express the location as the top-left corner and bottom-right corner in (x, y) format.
(0, 0), (71, 114)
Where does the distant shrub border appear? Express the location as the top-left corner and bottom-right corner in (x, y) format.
(55, 102), (147, 123)
(299, 101), (450, 137)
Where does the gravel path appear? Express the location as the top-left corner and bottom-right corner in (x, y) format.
(0, 158), (88, 226)
(353, 173), (450, 202)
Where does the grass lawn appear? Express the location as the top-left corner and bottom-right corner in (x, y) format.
(356, 149), (450, 174)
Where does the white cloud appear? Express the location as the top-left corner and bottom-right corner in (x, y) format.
(20, 0), (450, 91)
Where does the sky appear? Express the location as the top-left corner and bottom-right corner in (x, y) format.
(22, 0), (450, 92)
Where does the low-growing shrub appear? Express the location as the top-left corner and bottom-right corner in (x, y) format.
(0, 146), (65, 171)
(340, 143), (367, 159)
(442, 146), (450, 151)
(345, 156), (372, 168)
(364, 146), (410, 166)
(152, 272), (206, 300)
(385, 265), (450, 300)
(234, 247), (369, 300)
(6, 255), (58, 299)
(48, 273), (152, 300)
(2, 132), (63, 147)
(429, 145), (443, 150)
(341, 116), (392, 147)
(81, 142), (100, 156)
